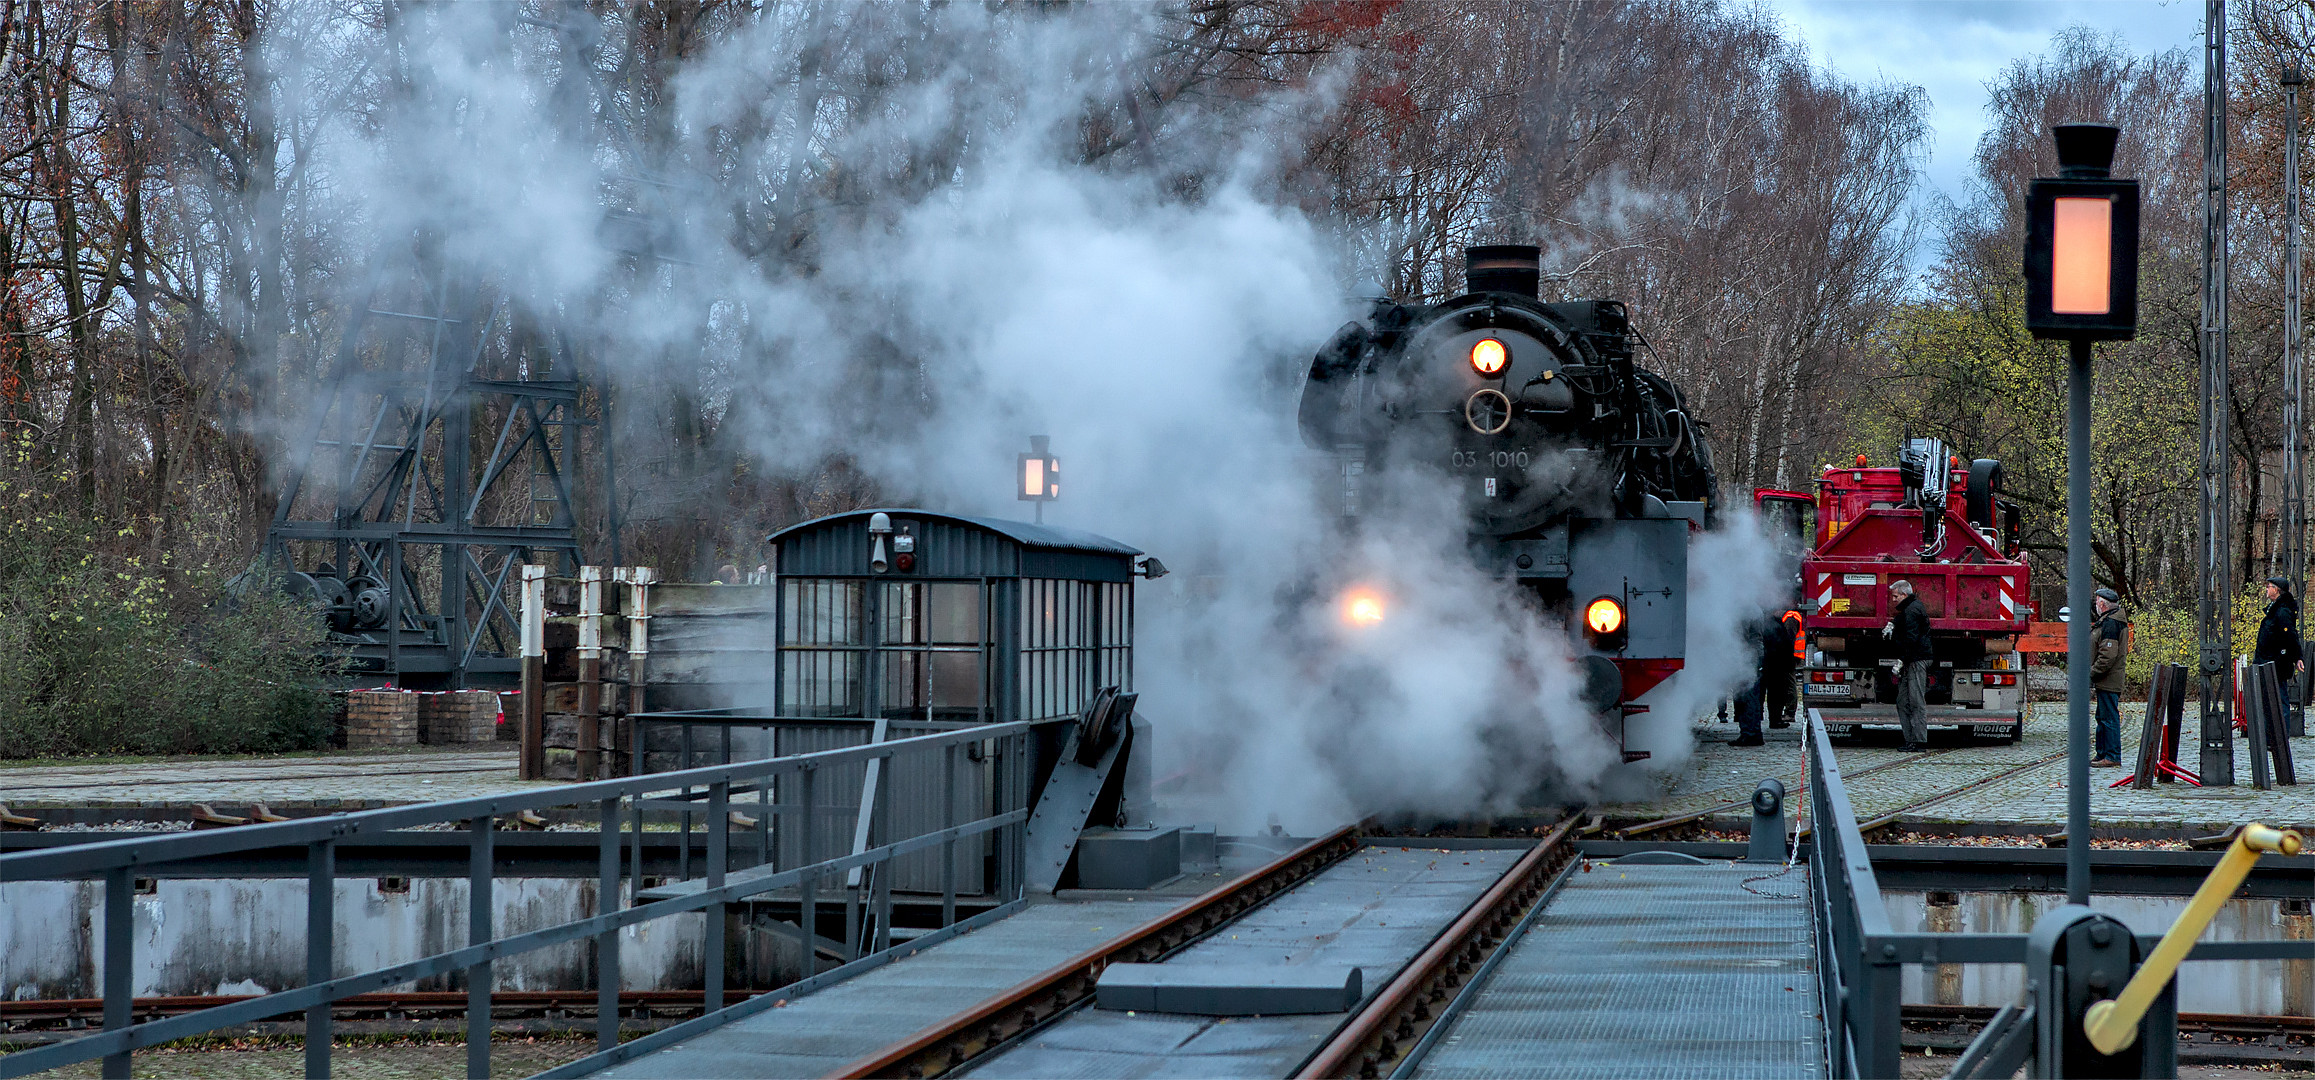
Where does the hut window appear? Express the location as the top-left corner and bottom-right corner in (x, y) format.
(1019, 578), (1131, 720)
(879, 581), (988, 721)
(1098, 581), (1133, 692)
(778, 579), (865, 717)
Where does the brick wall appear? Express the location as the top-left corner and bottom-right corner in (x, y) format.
(342, 691), (417, 748)
(418, 691), (501, 745)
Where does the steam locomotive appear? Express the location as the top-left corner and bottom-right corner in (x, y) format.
(1297, 245), (1715, 754)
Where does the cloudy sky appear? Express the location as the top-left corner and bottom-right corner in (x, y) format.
(1772, 0), (2204, 266)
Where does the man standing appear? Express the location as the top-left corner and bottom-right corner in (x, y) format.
(2256, 577), (2303, 731)
(1768, 608), (1802, 729)
(2088, 589), (2129, 767)
(1887, 580), (1934, 751)
(1731, 610), (1792, 747)
(2256, 576), (2303, 678)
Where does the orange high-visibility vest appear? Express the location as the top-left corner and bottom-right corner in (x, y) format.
(1783, 610), (1804, 661)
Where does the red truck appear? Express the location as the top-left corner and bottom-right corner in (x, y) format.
(1757, 438), (2031, 742)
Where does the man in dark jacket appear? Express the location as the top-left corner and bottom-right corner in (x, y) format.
(2256, 576), (2302, 675)
(1886, 579), (1935, 750)
(2088, 589), (2129, 766)
(1731, 609), (1801, 747)
(2256, 577), (2303, 730)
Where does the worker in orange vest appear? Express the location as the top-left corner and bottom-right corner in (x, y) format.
(1768, 609), (1803, 729)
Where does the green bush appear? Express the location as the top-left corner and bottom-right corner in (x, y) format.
(2120, 582), (2276, 694)
(0, 500), (340, 759)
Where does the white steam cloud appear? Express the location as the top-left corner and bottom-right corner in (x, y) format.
(285, 4), (1785, 830)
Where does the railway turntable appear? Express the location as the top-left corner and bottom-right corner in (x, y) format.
(15, 706), (2309, 1080)
(584, 829), (1823, 1080)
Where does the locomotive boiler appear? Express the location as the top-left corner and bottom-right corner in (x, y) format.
(1297, 245), (1716, 751)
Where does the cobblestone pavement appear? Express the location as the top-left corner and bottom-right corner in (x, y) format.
(0, 747), (559, 812)
(1599, 703), (2315, 830)
(27, 1038), (589, 1078)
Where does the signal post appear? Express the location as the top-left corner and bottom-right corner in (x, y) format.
(2009, 122), (2164, 1078)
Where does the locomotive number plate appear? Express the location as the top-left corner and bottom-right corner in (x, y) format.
(1451, 450), (1533, 469)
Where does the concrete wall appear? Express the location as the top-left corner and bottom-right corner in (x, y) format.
(2, 878), (700, 1000)
(1884, 890), (2309, 1015)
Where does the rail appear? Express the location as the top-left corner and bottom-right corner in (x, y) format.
(1296, 818), (1582, 1079)
(1804, 709), (2315, 1079)
(0, 719), (1060, 1080)
(830, 825), (1364, 1079)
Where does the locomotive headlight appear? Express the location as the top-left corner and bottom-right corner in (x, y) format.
(1342, 587), (1387, 627)
(1470, 337), (1507, 376)
(1582, 595), (1628, 653)
(1584, 597), (1625, 635)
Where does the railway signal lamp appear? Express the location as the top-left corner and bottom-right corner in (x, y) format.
(1018, 435), (1058, 522)
(2023, 122), (2139, 906)
(2025, 124), (2140, 340)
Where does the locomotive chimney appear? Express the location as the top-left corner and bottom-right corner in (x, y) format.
(1464, 244), (1540, 297)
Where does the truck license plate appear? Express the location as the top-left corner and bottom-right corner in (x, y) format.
(1804, 684), (1852, 696)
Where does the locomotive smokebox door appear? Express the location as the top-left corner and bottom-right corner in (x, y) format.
(1568, 518), (1688, 658)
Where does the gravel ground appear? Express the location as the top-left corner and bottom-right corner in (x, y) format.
(1899, 1051), (2314, 1078)
(23, 1037), (592, 1079)
(2, 748), (556, 815)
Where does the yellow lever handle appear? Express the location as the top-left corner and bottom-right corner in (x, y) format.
(2083, 824), (2303, 1055)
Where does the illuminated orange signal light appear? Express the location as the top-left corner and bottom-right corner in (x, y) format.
(2051, 196), (2113, 315)
(1343, 588), (1387, 627)
(1470, 338), (1507, 376)
(1584, 597), (1624, 635)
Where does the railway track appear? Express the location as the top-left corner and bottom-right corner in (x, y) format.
(1902, 1005), (2315, 1068)
(0, 990), (733, 1035)
(5, 764), (512, 794)
(1841, 744), (2073, 835)
(831, 824), (1366, 1078)
(1611, 741), (1963, 839)
(821, 818), (1583, 1079)
(1295, 818), (1582, 1078)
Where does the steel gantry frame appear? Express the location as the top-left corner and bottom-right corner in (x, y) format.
(2198, 0), (2236, 783)
(2285, 64), (2306, 723)
(261, 252), (586, 688)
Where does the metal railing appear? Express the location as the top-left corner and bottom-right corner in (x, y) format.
(0, 719), (1057, 1080)
(1806, 707), (1903, 1079)
(1805, 709), (2315, 1078)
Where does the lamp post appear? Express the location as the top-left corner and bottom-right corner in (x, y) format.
(1018, 435), (1059, 523)
(2024, 123), (2140, 906)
